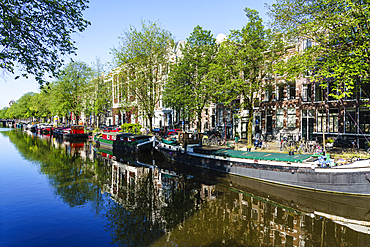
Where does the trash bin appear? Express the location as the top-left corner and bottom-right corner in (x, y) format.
(235, 137), (239, 142)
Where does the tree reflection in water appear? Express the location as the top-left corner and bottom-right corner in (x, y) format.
(3, 129), (370, 246)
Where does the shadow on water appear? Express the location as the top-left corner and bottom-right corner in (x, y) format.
(2, 128), (370, 246)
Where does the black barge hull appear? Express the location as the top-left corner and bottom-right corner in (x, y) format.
(157, 146), (370, 196)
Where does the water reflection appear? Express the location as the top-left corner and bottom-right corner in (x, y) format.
(2, 128), (370, 246)
(96, 149), (370, 246)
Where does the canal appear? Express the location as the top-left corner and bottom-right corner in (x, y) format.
(1, 127), (370, 246)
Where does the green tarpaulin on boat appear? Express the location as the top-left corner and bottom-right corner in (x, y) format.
(210, 149), (312, 163)
(162, 139), (177, 145)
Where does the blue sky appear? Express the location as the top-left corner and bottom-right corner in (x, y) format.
(0, 0), (275, 109)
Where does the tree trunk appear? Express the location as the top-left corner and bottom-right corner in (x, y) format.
(148, 114), (153, 133)
(247, 107), (254, 146)
(197, 111), (202, 132)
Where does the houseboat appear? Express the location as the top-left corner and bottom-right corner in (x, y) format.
(36, 123), (54, 134)
(55, 125), (87, 139)
(95, 132), (154, 153)
(156, 132), (370, 196)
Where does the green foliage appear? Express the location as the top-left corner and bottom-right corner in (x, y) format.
(268, 0), (370, 101)
(50, 61), (93, 120)
(0, 107), (8, 119)
(0, 0), (90, 84)
(210, 8), (284, 144)
(30, 90), (52, 119)
(111, 20), (174, 130)
(120, 123), (143, 134)
(164, 25), (217, 131)
(84, 57), (111, 126)
(4, 92), (38, 119)
(326, 138), (334, 143)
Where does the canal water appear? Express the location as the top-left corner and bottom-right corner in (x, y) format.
(1, 128), (370, 247)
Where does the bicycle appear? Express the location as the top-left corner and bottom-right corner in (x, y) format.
(218, 139), (226, 146)
(296, 142), (306, 154)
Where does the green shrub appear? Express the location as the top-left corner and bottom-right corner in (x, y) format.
(120, 123), (143, 134)
(326, 138), (334, 143)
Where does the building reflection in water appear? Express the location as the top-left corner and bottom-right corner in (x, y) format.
(95, 149), (370, 247)
(4, 129), (370, 246)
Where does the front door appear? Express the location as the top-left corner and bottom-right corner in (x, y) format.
(308, 118), (314, 140)
(266, 116), (273, 133)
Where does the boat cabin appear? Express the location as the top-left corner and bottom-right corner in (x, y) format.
(71, 125), (84, 134)
(101, 132), (151, 142)
(177, 131), (203, 147)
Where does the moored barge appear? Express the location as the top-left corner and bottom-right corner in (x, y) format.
(95, 132), (154, 153)
(156, 132), (370, 196)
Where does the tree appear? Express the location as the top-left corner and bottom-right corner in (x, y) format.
(210, 8), (284, 144)
(111, 20), (174, 131)
(0, 107), (8, 119)
(50, 61), (93, 123)
(0, 0), (90, 84)
(268, 0), (370, 101)
(84, 57), (110, 127)
(30, 90), (52, 121)
(164, 25), (217, 132)
(7, 92), (37, 120)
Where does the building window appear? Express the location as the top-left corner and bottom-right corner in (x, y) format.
(345, 83), (357, 100)
(276, 108), (284, 128)
(277, 85), (284, 101)
(302, 109), (314, 140)
(264, 85), (275, 101)
(302, 84), (312, 102)
(315, 83), (324, 102)
(328, 109), (338, 133)
(217, 107), (223, 125)
(360, 82), (370, 99)
(254, 99), (261, 108)
(328, 80), (337, 101)
(345, 110), (356, 133)
(359, 109), (370, 134)
(287, 108), (296, 128)
(288, 82), (295, 100)
(317, 109), (326, 132)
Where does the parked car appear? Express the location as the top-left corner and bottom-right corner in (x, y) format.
(101, 125), (121, 132)
(167, 128), (181, 135)
(152, 128), (165, 135)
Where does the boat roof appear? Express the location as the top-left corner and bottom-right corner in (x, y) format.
(102, 132), (150, 138)
(211, 149), (312, 163)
